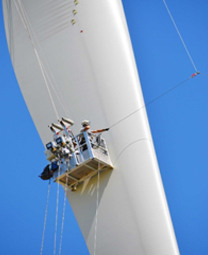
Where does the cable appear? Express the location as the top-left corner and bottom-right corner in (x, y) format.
(13, 0), (60, 119)
(110, 75), (195, 129)
(54, 168), (61, 255)
(40, 180), (51, 255)
(17, 1), (70, 117)
(200, 73), (208, 77)
(58, 175), (69, 255)
(93, 162), (100, 255)
(162, 0), (198, 72)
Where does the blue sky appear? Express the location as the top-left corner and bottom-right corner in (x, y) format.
(1, 0), (208, 254)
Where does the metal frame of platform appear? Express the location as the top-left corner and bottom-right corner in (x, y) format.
(52, 131), (113, 190)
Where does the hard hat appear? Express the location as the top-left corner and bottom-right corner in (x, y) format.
(81, 120), (90, 126)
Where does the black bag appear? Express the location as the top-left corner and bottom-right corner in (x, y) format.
(39, 164), (52, 180)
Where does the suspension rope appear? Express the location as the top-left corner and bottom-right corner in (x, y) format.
(93, 162), (101, 255)
(13, 0), (60, 119)
(162, 0), (198, 72)
(38, 63), (70, 117)
(54, 168), (61, 255)
(12, 0), (26, 29)
(40, 180), (51, 255)
(16, 0), (70, 117)
(110, 73), (199, 129)
(58, 175), (69, 255)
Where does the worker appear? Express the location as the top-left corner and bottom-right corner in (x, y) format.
(80, 120), (109, 133)
(80, 120), (109, 150)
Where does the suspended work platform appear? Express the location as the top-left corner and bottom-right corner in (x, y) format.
(41, 121), (113, 191)
(54, 131), (113, 190)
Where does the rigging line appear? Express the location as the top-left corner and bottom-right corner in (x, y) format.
(35, 50), (59, 119)
(14, 0), (59, 119)
(17, 0), (59, 119)
(38, 62), (69, 118)
(200, 73), (208, 77)
(54, 168), (61, 255)
(110, 76), (192, 129)
(6, 0), (14, 62)
(17, 3), (70, 118)
(93, 162), (100, 255)
(40, 180), (51, 255)
(162, 0), (198, 72)
(12, 0), (26, 29)
(58, 175), (69, 255)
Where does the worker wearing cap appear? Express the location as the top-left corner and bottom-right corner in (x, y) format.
(80, 120), (109, 133)
(79, 120), (109, 151)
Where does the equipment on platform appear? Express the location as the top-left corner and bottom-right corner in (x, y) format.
(41, 118), (113, 190)
(56, 136), (66, 147)
(61, 117), (74, 126)
(46, 141), (57, 152)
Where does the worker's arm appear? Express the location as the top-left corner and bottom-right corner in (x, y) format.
(92, 128), (109, 134)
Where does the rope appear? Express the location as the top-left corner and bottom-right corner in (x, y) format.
(162, 0), (198, 72)
(201, 73), (208, 77)
(110, 75), (197, 129)
(12, 0), (26, 29)
(13, 0), (60, 119)
(16, 0), (70, 117)
(6, 0), (15, 62)
(38, 63), (70, 117)
(93, 162), (100, 255)
(54, 168), (61, 255)
(58, 175), (69, 255)
(40, 180), (51, 255)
